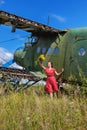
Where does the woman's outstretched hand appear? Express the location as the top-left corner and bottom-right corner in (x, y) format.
(62, 68), (64, 73)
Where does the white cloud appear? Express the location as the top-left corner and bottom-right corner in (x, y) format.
(51, 14), (66, 22)
(0, 0), (5, 5)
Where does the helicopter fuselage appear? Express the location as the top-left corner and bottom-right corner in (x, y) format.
(14, 28), (87, 82)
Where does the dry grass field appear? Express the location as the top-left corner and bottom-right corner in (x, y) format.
(0, 83), (87, 130)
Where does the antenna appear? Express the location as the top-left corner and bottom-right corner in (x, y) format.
(47, 15), (50, 26)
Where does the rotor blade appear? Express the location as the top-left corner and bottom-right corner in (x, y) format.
(0, 10), (63, 35)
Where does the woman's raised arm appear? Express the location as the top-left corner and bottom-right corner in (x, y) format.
(38, 61), (46, 70)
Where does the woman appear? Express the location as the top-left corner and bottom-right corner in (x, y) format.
(38, 61), (64, 99)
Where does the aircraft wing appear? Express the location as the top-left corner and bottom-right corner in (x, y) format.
(0, 10), (62, 35)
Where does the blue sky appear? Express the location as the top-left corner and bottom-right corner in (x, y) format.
(0, 0), (87, 53)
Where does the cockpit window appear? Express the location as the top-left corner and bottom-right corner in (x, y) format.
(31, 36), (38, 43)
(42, 47), (46, 54)
(36, 47), (41, 53)
(54, 47), (59, 54)
(47, 47), (52, 54)
(25, 36), (38, 47)
(78, 47), (86, 56)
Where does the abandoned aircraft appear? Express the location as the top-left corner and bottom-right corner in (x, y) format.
(0, 10), (87, 86)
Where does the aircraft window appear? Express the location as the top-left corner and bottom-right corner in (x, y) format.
(78, 48), (86, 56)
(36, 47), (41, 53)
(54, 47), (59, 54)
(42, 47), (46, 54)
(47, 47), (52, 54)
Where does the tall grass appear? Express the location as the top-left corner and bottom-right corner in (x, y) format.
(0, 84), (87, 130)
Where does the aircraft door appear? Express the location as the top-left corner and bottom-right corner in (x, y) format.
(69, 40), (87, 80)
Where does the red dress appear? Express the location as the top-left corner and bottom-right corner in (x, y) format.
(44, 68), (59, 93)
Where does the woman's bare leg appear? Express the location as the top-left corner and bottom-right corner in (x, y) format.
(50, 92), (53, 99)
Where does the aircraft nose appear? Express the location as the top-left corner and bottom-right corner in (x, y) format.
(14, 47), (25, 67)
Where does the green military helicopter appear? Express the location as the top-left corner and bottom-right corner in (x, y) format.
(0, 10), (87, 86)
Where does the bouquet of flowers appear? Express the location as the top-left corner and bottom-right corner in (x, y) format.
(35, 54), (45, 66)
(38, 54), (45, 61)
